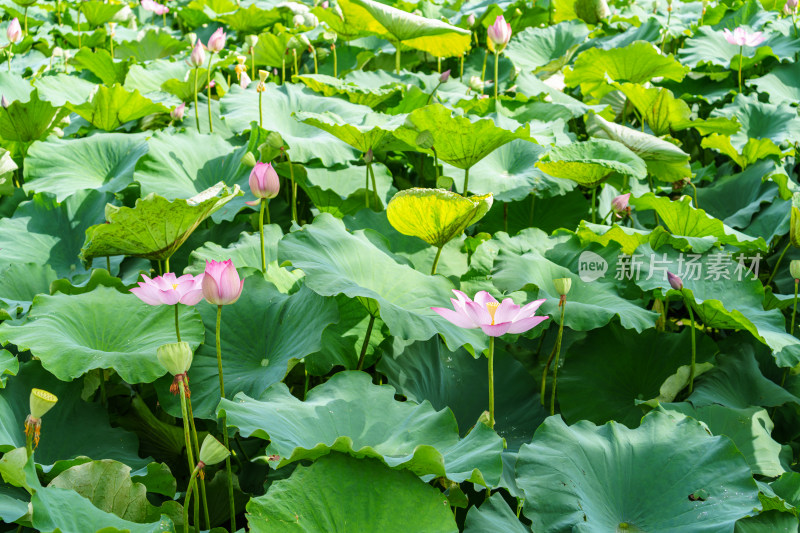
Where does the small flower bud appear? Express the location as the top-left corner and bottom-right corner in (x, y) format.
(415, 130), (434, 150)
(667, 271), (683, 291)
(157, 341), (193, 376)
(791, 260), (800, 281)
(241, 151), (257, 167)
(439, 69), (450, 83)
(206, 28), (227, 53)
(199, 435), (230, 466)
(1, 95), (8, 109)
(553, 278), (572, 296)
(791, 195), (800, 248)
(249, 162), (280, 199)
(611, 193), (631, 219)
(364, 148), (374, 164)
(170, 102), (185, 121)
(321, 0), (329, 7)
(29, 389), (58, 419)
(467, 14), (476, 26)
(6, 18), (22, 44)
(189, 40), (205, 67)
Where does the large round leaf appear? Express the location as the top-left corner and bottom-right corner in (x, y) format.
(505, 20), (589, 76)
(516, 411), (760, 531)
(464, 493), (528, 533)
(156, 275), (338, 419)
(24, 132), (149, 202)
(386, 188), (493, 248)
(0, 263), (57, 320)
(535, 139), (647, 187)
(67, 85), (169, 131)
(0, 286), (204, 383)
(218, 371), (504, 486)
(295, 110), (410, 154)
(246, 453), (458, 533)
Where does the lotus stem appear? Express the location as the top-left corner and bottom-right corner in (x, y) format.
(686, 298), (697, 394)
(591, 187), (597, 224)
(174, 304), (181, 342)
(77, 9), (82, 48)
(106, 256), (111, 272)
(493, 51), (499, 100)
(206, 54), (214, 133)
(332, 44), (338, 78)
(480, 50), (488, 93)
(285, 152), (298, 222)
(463, 167), (470, 195)
(364, 160), (370, 209)
(163, 12), (167, 26)
(178, 381), (200, 530)
(356, 314), (376, 370)
(184, 390), (210, 529)
(460, 53), (464, 82)
(259, 199), (266, 274)
(737, 44), (743, 93)
(98, 369), (106, 405)
(215, 305), (236, 532)
(395, 42), (401, 73)
(432, 146), (439, 182)
(660, 8), (672, 52)
(312, 47), (318, 74)
(767, 241), (791, 287)
(258, 90), (263, 128)
(548, 297), (567, 415)
(368, 162), (379, 208)
(431, 245), (443, 275)
(182, 465), (200, 533)
(281, 57), (285, 84)
(487, 336), (495, 427)
(250, 47), (255, 80)
(193, 67), (200, 129)
(23, 7), (28, 34)
(292, 48), (298, 79)
(529, 194), (535, 226)
(688, 181), (699, 208)
(793, 280), (799, 335)
(57, 0), (62, 25)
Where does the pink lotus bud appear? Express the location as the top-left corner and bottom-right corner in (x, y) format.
(240, 71), (251, 88)
(322, 0), (329, 7)
(202, 259), (244, 306)
(1, 95), (8, 109)
(7, 18), (21, 44)
(487, 15), (512, 53)
(439, 69), (450, 83)
(364, 148), (374, 164)
(189, 40), (205, 67)
(206, 28), (227, 53)
(611, 193), (631, 218)
(667, 272), (683, 291)
(784, 0), (798, 14)
(467, 14), (476, 26)
(171, 102), (185, 121)
(248, 162), (280, 200)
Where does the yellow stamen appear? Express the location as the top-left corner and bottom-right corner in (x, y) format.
(172, 284), (179, 290)
(486, 302), (500, 325)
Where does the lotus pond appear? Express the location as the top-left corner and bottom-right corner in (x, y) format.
(2, 0), (800, 531)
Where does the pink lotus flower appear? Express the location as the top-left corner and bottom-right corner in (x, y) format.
(487, 15), (512, 53)
(722, 27), (765, 47)
(432, 290), (548, 337)
(239, 70), (251, 88)
(611, 193), (631, 219)
(207, 28), (227, 53)
(202, 260), (243, 305)
(131, 273), (205, 306)
(189, 39), (205, 67)
(6, 18), (21, 44)
(171, 102), (185, 121)
(141, 0), (169, 15)
(246, 162), (280, 205)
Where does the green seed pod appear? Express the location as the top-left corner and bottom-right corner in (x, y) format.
(244, 34), (259, 49)
(157, 341), (193, 376)
(29, 389), (58, 419)
(791, 194), (800, 248)
(241, 151), (257, 168)
(791, 260), (800, 280)
(199, 435), (230, 466)
(415, 130), (435, 150)
(553, 278), (572, 296)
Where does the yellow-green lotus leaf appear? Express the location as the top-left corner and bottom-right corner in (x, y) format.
(386, 188), (493, 248)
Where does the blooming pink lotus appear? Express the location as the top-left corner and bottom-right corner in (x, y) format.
(141, 0), (169, 15)
(246, 162), (280, 205)
(202, 260), (244, 305)
(7, 18), (21, 44)
(487, 15), (512, 53)
(722, 27), (765, 47)
(206, 28), (227, 53)
(432, 290), (548, 337)
(131, 273), (205, 306)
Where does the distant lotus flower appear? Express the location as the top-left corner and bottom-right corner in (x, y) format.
(131, 273), (205, 306)
(667, 271), (683, 291)
(467, 13), (476, 26)
(202, 260), (244, 306)
(189, 39), (205, 67)
(240, 70), (251, 88)
(170, 102), (185, 121)
(722, 27), (765, 47)
(611, 193), (631, 218)
(247, 162), (280, 203)
(432, 290), (548, 337)
(6, 18), (21, 44)
(206, 28), (227, 52)
(321, 0), (329, 7)
(0, 95), (8, 109)
(487, 15), (512, 53)
(141, 0), (169, 15)
(784, 0), (798, 14)
(292, 13), (305, 26)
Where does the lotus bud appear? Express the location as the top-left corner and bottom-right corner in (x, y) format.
(791, 260), (800, 281)
(416, 130), (435, 150)
(553, 278), (572, 296)
(439, 69), (450, 83)
(29, 389), (58, 419)
(249, 162), (280, 199)
(189, 39), (205, 67)
(611, 193), (631, 219)
(170, 102), (185, 121)
(245, 34), (259, 49)
(259, 69), (268, 83)
(364, 148), (374, 164)
(241, 151), (257, 167)
(667, 271), (683, 291)
(202, 259), (244, 306)
(186, 32), (197, 46)
(199, 435), (230, 466)
(784, 0), (797, 14)
(486, 15), (512, 53)
(322, 0), (329, 7)
(157, 341), (193, 377)
(1, 95), (8, 109)
(292, 13), (305, 26)
(6, 18), (22, 44)
(467, 13), (476, 26)
(468, 75), (484, 92)
(206, 28), (227, 53)
(791, 194), (800, 248)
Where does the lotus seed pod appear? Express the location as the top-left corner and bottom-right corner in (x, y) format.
(244, 34), (259, 48)
(415, 130), (435, 150)
(791, 260), (800, 280)
(266, 131), (285, 150)
(553, 278), (572, 296)
(199, 435), (230, 466)
(29, 389), (58, 419)
(791, 194), (800, 248)
(258, 69), (268, 83)
(157, 341), (193, 376)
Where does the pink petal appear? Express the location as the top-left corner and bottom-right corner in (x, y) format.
(202, 272), (222, 305)
(492, 298), (520, 324)
(179, 288), (205, 306)
(130, 285), (164, 305)
(472, 291), (498, 307)
(158, 289), (180, 306)
(217, 263), (243, 304)
(506, 315), (549, 334)
(514, 299), (547, 320)
(465, 301), (492, 326)
(480, 322), (513, 337)
(245, 199), (261, 206)
(432, 306), (477, 329)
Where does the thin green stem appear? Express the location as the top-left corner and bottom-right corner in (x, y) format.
(77, 9), (82, 48)
(23, 7), (28, 34)
(364, 161), (370, 209)
(332, 45), (338, 78)
(737, 44), (743, 93)
(689, 181), (699, 208)
(767, 241), (791, 287)
(529, 194), (535, 226)
(106, 256), (111, 272)
(432, 146), (439, 182)
(98, 369), (106, 405)
(503, 203), (508, 233)
(591, 187), (597, 224)
(182, 466), (200, 533)
(493, 51), (499, 100)
(549, 299), (567, 415)
(356, 314), (376, 370)
(480, 50), (488, 91)
(431, 245), (443, 275)
(259, 199), (266, 274)
(25, 427), (33, 458)
(165, 257), (170, 273)
(659, 8), (672, 52)
(312, 47), (318, 74)
(281, 57), (285, 84)
(178, 382), (199, 530)
(368, 162), (379, 208)
(206, 54), (214, 133)
(463, 167), (470, 195)
(215, 305), (236, 532)
(174, 304), (181, 342)
(258, 90), (263, 128)
(395, 42), (401, 73)
(487, 336), (495, 427)
(286, 154), (297, 222)
(792, 280), (798, 336)
(193, 67), (200, 130)
(686, 299), (697, 394)
(184, 389), (209, 530)
(460, 53), (464, 82)
(251, 47), (255, 80)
